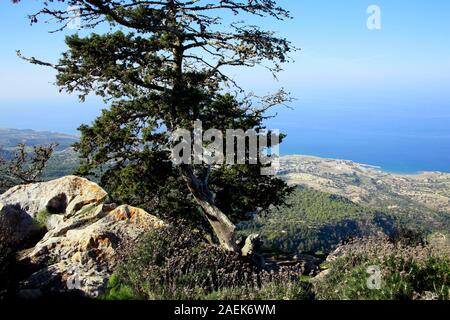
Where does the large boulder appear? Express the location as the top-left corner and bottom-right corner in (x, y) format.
(20, 204), (164, 297)
(0, 175), (108, 218)
(0, 176), (108, 245)
(0, 176), (164, 298)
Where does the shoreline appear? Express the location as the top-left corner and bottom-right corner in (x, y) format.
(280, 154), (450, 177)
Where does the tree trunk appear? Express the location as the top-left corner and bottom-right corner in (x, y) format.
(181, 165), (237, 252)
(165, 2), (236, 252)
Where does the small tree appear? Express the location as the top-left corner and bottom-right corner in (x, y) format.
(0, 144), (56, 193)
(16, 0), (295, 251)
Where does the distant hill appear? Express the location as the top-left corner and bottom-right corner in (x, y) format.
(239, 184), (449, 255)
(238, 186), (399, 254)
(278, 155), (450, 233)
(240, 156), (450, 255)
(44, 148), (81, 180)
(0, 128), (78, 151)
(0, 128), (80, 179)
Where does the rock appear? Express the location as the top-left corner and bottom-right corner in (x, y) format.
(0, 203), (42, 245)
(264, 253), (321, 275)
(0, 176), (108, 245)
(241, 234), (261, 257)
(0, 175), (108, 220)
(1, 176), (164, 298)
(325, 246), (347, 263)
(19, 204), (164, 297)
(325, 241), (366, 263)
(314, 269), (331, 281)
(240, 234), (267, 268)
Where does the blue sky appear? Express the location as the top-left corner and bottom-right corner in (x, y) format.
(1, 1), (450, 132)
(0, 1), (450, 164)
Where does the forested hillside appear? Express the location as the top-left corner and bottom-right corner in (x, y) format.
(239, 186), (447, 254)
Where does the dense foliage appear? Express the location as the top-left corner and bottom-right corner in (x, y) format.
(239, 186), (399, 254)
(314, 238), (450, 300)
(104, 226), (450, 300)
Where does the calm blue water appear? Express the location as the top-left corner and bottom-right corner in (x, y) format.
(1, 94), (450, 174)
(268, 95), (450, 174)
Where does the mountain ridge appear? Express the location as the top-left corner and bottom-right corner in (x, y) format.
(0, 128), (78, 151)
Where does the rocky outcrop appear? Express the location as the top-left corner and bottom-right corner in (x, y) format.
(0, 175), (108, 219)
(0, 176), (108, 244)
(0, 176), (164, 298)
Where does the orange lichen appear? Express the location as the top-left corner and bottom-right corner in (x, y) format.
(112, 206), (144, 222)
(110, 205), (164, 229)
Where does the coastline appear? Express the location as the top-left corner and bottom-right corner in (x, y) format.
(280, 154), (450, 177)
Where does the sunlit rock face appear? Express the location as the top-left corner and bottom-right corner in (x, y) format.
(0, 176), (164, 298)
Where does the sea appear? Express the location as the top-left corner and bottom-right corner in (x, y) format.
(267, 94), (450, 174)
(1, 94), (450, 174)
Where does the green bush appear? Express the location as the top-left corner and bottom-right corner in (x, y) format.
(104, 225), (308, 300)
(314, 238), (450, 300)
(205, 281), (310, 300)
(34, 209), (51, 229)
(100, 274), (137, 300)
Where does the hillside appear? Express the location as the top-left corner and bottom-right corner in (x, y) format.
(44, 148), (81, 180)
(278, 155), (450, 233)
(0, 128), (79, 179)
(238, 156), (450, 255)
(0, 128), (78, 151)
(1, 131), (449, 300)
(238, 186), (398, 254)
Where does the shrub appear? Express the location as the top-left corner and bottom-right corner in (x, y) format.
(104, 225), (308, 300)
(205, 281), (310, 300)
(34, 209), (51, 229)
(314, 238), (450, 300)
(100, 274), (136, 300)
